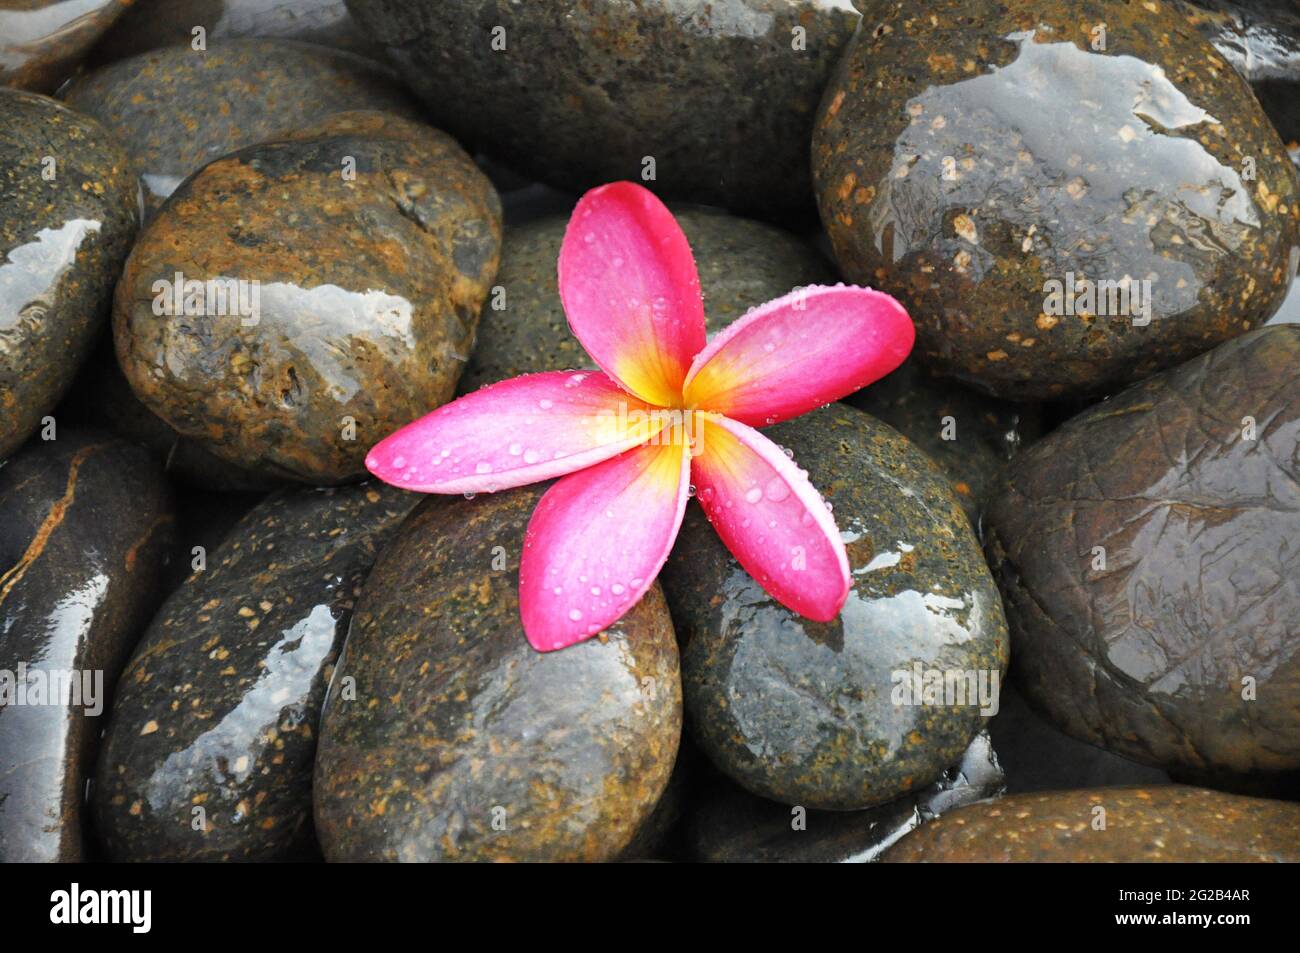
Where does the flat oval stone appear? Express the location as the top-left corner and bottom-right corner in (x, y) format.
(62, 38), (419, 217)
(688, 732), (1004, 862)
(985, 325), (1300, 781)
(0, 0), (131, 92)
(814, 0), (1300, 399)
(883, 786), (1300, 861)
(0, 432), (172, 862)
(661, 405), (1009, 810)
(461, 206), (837, 392)
(314, 488), (682, 862)
(113, 115), (502, 484)
(94, 482), (417, 862)
(845, 358), (1040, 528)
(345, 0), (861, 223)
(94, 0), (382, 63)
(0, 89), (138, 462)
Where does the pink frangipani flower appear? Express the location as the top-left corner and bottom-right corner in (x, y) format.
(366, 182), (914, 651)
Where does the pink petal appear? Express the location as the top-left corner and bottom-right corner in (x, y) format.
(691, 415), (849, 621)
(520, 441), (690, 652)
(558, 182), (707, 407)
(683, 285), (914, 427)
(365, 371), (663, 494)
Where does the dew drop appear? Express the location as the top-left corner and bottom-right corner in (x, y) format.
(765, 477), (790, 502)
(687, 484), (697, 498)
(523, 449), (540, 464)
(611, 583), (625, 595)
(475, 461), (493, 474)
(508, 443), (523, 456)
(538, 399), (553, 410)
(569, 608), (584, 622)
(590, 586), (601, 596)
(744, 486), (763, 504)
(630, 577), (644, 588)
(463, 492), (476, 500)
(392, 455), (406, 468)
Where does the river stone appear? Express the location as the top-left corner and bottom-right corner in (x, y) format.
(661, 405), (1009, 810)
(0, 89), (138, 462)
(62, 38), (419, 217)
(1186, 0), (1300, 161)
(0, 432), (172, 862)
(0, 1), (131, 91)
(883, 786), (1300, 862)
(314, 487), (682, 862)
(985, 326), (1300, 781)
(94, 0), (382, 63)
(93, 482), (417, 862)
(845, 359), (1040, 528)
(688, 732), (1004, 862)
(814, 0), (1300, 399)
(345, 0), (861, 223)
(113, 114), (502, 484)
(461, 206), (837, 392)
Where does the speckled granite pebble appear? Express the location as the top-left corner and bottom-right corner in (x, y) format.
(0, 89), (137, 462)
(662, 405), (1008, 810)
(688, 732), (1004, 862)
(883, 786), (1300, 862)
(0, 0), (131, 92)
(94, 0), (382, 63)
(113, 112), (502, 484)
(985, 326), (1300, 780)
(845, 359), (1039, 528)
(345, 0), (861, 223)
(0, 432), (172, 862)
(314, 487), (682, 862)
(461, 206), (836, 392)
(62, 38), (419, 217)
(93, 482), (417, 862)
(814, 0), (1300, 399)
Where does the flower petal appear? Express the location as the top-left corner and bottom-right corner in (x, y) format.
(520, 441), (690, 652)
(691, 415), (849, 621)
(365, 371), (663, 494)
(558, 182), (707, 407)
(683, 285), (914, 427)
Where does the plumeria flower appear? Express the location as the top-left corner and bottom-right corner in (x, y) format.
(366, 182), (914, 651)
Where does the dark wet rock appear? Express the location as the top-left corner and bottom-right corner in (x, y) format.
(814, 0), (1300, 399)
(94, 0), (383, 63)
(988, 681), (1170, 793)
(0, 89), (137, 462)
(314, 487), (682, 862)
(662, 405), (1008, 810)
(0, 433), (172, 862)
(62, 39), (419, 217)
(845, 359), (1040, 528)
(94, 482), (416, 862)
(883, 785), (1300, 862)
(1186, 0), (1300, 159)
(58, 337), (282, 492)
(113, 113), (502, 484)
(688, 731), (1004, 862)
(619, 744), (693, 861)
(985, 326), (1300, 780)
(461, 206), (836, 393)
(0, 0), (131, 91)
(345, 0), (861, 223)
(163, 487), (266, 597)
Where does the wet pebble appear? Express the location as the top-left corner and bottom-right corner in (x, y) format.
(0, 0), (131, 92)
(662, 405), (1009, 810)
(985, 326), (1300, 782)
(94, 483), (417, 862)
(313, 487), (682, 862)
(0, 433), (172, 862)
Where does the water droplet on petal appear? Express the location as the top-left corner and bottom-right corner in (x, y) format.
(765, 477), (790, 502)
(508, 443), (523, 456)
(523, 449), (540, 464)
(744, 486), (763, 504)
(569, 608), (584, 622)
(538, 399), (553, 410)
(475, 461), (493, 474)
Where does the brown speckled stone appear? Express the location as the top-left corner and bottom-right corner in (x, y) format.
(845, 359), (1040, 528)
(345, 0), (861, 223)
(662, 405), (1009, 810)
(0, 0), (131, 92)
(313, 487), (683, 862)
(113, 114), (502, 484)
(985, 325), (1300, 781)
(0, 89), (138, 462)
(0, 432), (172, 862)
(93, 482), (417, 862)
(62, 38), (419, 217)
(883, 786), (1300, 862)
(94, 0), (382, 63)
(461, 206), (837, 393)
(814, 0), (1300, 399)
